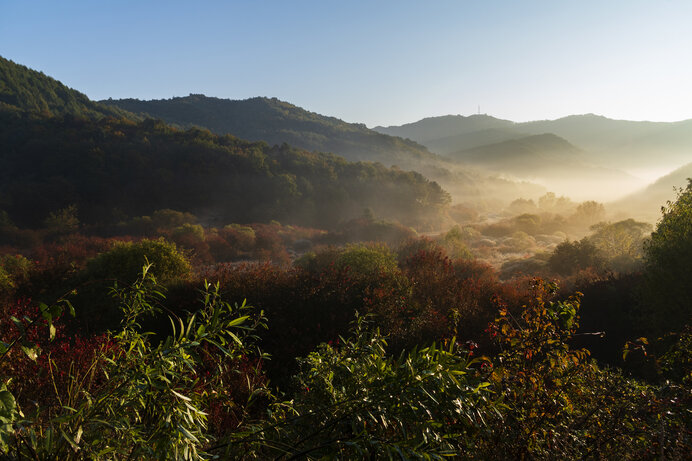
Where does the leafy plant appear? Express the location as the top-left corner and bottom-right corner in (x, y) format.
(236, 315), (494, 459)
(0, 264), (268, 460)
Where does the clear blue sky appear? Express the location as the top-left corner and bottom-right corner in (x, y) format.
(2, 0), (691, 126)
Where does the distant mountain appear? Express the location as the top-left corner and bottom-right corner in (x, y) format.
(612, 163), (692, 222)
(445, 133), (639, 200)
(0, 56), (133, 119)
(520, 115), (692, 170)
(375, 113), (692, 173)
(101, 95), (438, 169)
(448, 133), (581, 171)
(375, 114), (517, 154)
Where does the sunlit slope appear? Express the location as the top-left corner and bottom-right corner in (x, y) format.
(612, 162), (692, 222)
(0, 55), (134, 119)
(446, 134), (640, 200)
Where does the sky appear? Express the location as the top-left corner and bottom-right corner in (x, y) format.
(2, 0), (691, 127)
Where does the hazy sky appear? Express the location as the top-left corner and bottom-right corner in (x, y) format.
(2, 0), (691, 127)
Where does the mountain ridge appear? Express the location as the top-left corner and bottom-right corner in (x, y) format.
(0, 55), (134, 119)
(101, 94), (440, 169)
(374, 112), (692, 172)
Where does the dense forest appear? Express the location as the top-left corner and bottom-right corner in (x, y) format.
(101, 95), (438, 167)
(0, 56), (689, 459)
(100, 95), (551, 207)
(0, 56), (132, 120)
(0, 111), (449, 230)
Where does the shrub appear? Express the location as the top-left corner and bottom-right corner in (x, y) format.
(0, 265), (269, 460)
(85, 238), (191, 285)
(73, 239), (191, 332)
(240, 315), (493, 459)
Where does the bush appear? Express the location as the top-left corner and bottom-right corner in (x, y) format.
(242, 315), (493, 459)
(73, 239), (191, 332)
(0, 265), (268, 460)
(299, 243), (398, 279)
(549, 238), (606, 276)
(85, 238), (191, 285)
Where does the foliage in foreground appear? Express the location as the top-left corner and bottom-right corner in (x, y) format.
(239, 316), (493, 459)
(0, 272), (688, 459)
(0, 264), (268, 460)
(225, 282), (690, 460)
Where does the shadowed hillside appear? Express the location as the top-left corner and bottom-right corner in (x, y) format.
(102, 96), (550, 206)
(101, 95), (438, 168)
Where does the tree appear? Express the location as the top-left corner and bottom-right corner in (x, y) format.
(570, 200), (606, 227)
(548, 238), (606, 276)
(588, 219), (652, 272)
(642, 179), (692, 334)
(44, 204), (79, 233)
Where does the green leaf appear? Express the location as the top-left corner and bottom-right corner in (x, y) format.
(21, 345), (39, 361)
(0, 390), (16, 413)
(60, 429), (80, 452)
(177, 424), (200, 443)
(171, 389), (192, 401)
(227, 315), (249, 327)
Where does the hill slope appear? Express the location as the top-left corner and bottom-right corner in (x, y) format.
(612, 163), (692, 221)
(445, 133), (639, 200)
(0, 56), (133, 119)
(101, 95), (554, 204)
(375, 114), (517, 154)
(0, 112), (450, 230)
(101, 95), (438, 168)
(0, 58), (450, 230)
(448, 133), (582, 170)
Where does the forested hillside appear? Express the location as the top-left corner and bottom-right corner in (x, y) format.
(101, 95), (438, 167)
(0, 56), (132, 119)
(100, 95), (554, 205)
(0, 111), (449, 230)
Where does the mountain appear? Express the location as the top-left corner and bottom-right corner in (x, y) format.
(612, 162), (692, 222)
(375, 113), (692, 174)
(519, 115), (692, 170)
(101, 96), (553, 205)
(0, 57), (451, 231)
(0, 111), (450, 230)
(445, 133), (639, 200)
(447, 133), (581, 171)
(100, 95), (438, 169)
(375, 114), (517, 154)
(0, 56), (133, 119)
